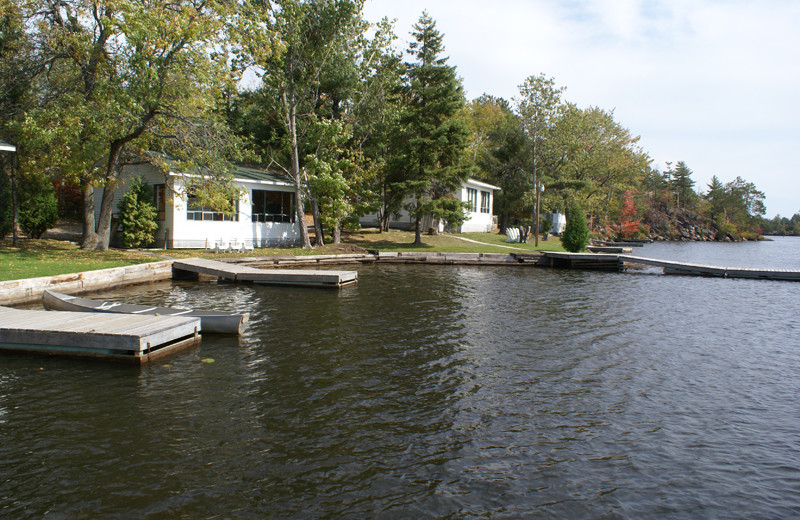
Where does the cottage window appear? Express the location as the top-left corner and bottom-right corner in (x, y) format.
(480, 190), (490, 214)
(251, 190), (294, 223)
(467, 187), (478, 212)
(186, 193), (239, 221)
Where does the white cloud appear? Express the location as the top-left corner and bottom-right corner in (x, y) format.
(363, 0), (800, 216)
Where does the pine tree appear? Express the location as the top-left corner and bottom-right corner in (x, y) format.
(561, 205), (590, 252)
(670, 161), (696, 208)
(390, 11), (469, 244)
(117, 177), (158, 248)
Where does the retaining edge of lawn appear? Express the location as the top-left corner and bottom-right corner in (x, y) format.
(0, 260), (174, 306)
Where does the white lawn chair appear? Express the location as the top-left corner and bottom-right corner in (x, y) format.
(215, 238), (231, 253)
(229, 238), (242, 253)
(205, 238), (219, 252)
(505, 227), (519, 242)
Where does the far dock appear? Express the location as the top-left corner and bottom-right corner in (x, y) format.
(544, 252), (800, 281)
(0, 307), (201, 363)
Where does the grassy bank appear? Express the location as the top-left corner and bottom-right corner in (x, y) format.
(1, 230), (566, 281)
(0, 239), (158, 282)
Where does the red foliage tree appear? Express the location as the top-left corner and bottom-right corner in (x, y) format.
(619, 191), (641, 238)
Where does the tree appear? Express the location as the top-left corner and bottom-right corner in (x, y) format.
(464, 94), (507, 164)
(12, 0), (241, 251)
(470, 96), (529, 231)
(619, 190), (641, 238)
(249, 0), (366, 248)
(16, 172), (58, 239)
(705, 175), (727, 222)
(561, 205), (590, 252)
(670, 161), (696, 209)
(117, 176), (158, 248)
(515, 74), (565, 244)
(0, 159), (12, 237)
(389, 11), (469, 244)
(547, 104), (648, 228)
(305, 119), (367, 243)
(347, 17), (403, 232)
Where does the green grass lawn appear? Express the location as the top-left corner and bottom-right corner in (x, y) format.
(0, 239), (159, 282)
(0, 230), (566, 281)
(342, 229), (566, 253)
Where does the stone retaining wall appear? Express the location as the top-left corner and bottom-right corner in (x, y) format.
(0, 260), (174, 306)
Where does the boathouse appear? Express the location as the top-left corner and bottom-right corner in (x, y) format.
(94, 160), (301, 249)
(360, 178), (500, 233)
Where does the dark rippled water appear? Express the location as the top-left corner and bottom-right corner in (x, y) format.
(2, 239), (800, 518)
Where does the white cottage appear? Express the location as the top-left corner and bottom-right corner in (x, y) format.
(360, 178), (500, 233)
(95, 162), (301, 248)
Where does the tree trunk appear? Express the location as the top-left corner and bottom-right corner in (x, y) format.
(286, 85), (311, 249)
(94, 183), (117, 251)
(303, 168), (324, 247)
(80, 176), (97, 249)
(94, 142), (126, 251)
(333, 219), (341, 244)
(311, 194), (324, 246)
(414, 216), (422, 245)
(381, 210), (389, 232)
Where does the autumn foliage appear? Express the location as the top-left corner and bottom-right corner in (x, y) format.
(619, 191), (640, 238)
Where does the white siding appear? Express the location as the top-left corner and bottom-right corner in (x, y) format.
(96, 164), (301, 248)
(169, 177), (300, 249)
(359, 179), (499, 233)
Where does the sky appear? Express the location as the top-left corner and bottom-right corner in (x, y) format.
(362, 0), (800, 218)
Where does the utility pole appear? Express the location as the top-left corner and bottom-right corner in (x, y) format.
(530, 117), (539, 247)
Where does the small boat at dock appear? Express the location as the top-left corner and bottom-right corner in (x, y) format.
(42, 290), (248, 335)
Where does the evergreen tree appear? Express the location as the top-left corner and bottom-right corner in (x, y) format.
(16, 173), (57, 239)
(117, 177), (158, 248)
(670, 161), (696, 208)
(390, 11), (469, 244)
(561, 205), (590, 252)
(705, 175), (727, 222)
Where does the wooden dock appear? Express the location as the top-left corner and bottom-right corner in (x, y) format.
(172, 258), (358, 287)
(0, 307), (201, 363)
(543, 252), (800, 281)
(619, 255), (800, 281)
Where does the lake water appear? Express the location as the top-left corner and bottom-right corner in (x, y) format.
(2, 237), (800, 519)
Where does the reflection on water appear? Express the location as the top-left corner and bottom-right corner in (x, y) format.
(2, 244), (800, 518)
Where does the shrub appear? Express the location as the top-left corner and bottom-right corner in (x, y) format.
(117, 177), (158, 248)
(561, 205), (590, 252)
(17, 175), (58, 238)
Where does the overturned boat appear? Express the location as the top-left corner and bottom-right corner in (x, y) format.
(42, 290), (248, 335)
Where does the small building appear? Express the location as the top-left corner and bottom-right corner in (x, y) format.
(95, 161), (301, 249)
(548, 211), (567, 235)
(360, 178), (500, 233)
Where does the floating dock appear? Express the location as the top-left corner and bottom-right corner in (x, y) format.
(620, 255), (800, 281)
(0, 307), (201, 363)
(172, 258), (358, 287)
(543, 252), (800, 281)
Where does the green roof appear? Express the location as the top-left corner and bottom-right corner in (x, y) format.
(233, 165), (292, 185)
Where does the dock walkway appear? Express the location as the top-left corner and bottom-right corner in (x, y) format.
(172, 258), (358, 287)
(0, 307), (201, 363)
(544, 252), (800, 281)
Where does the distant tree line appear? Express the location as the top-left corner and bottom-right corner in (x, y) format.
(0, 0), (784, 248)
